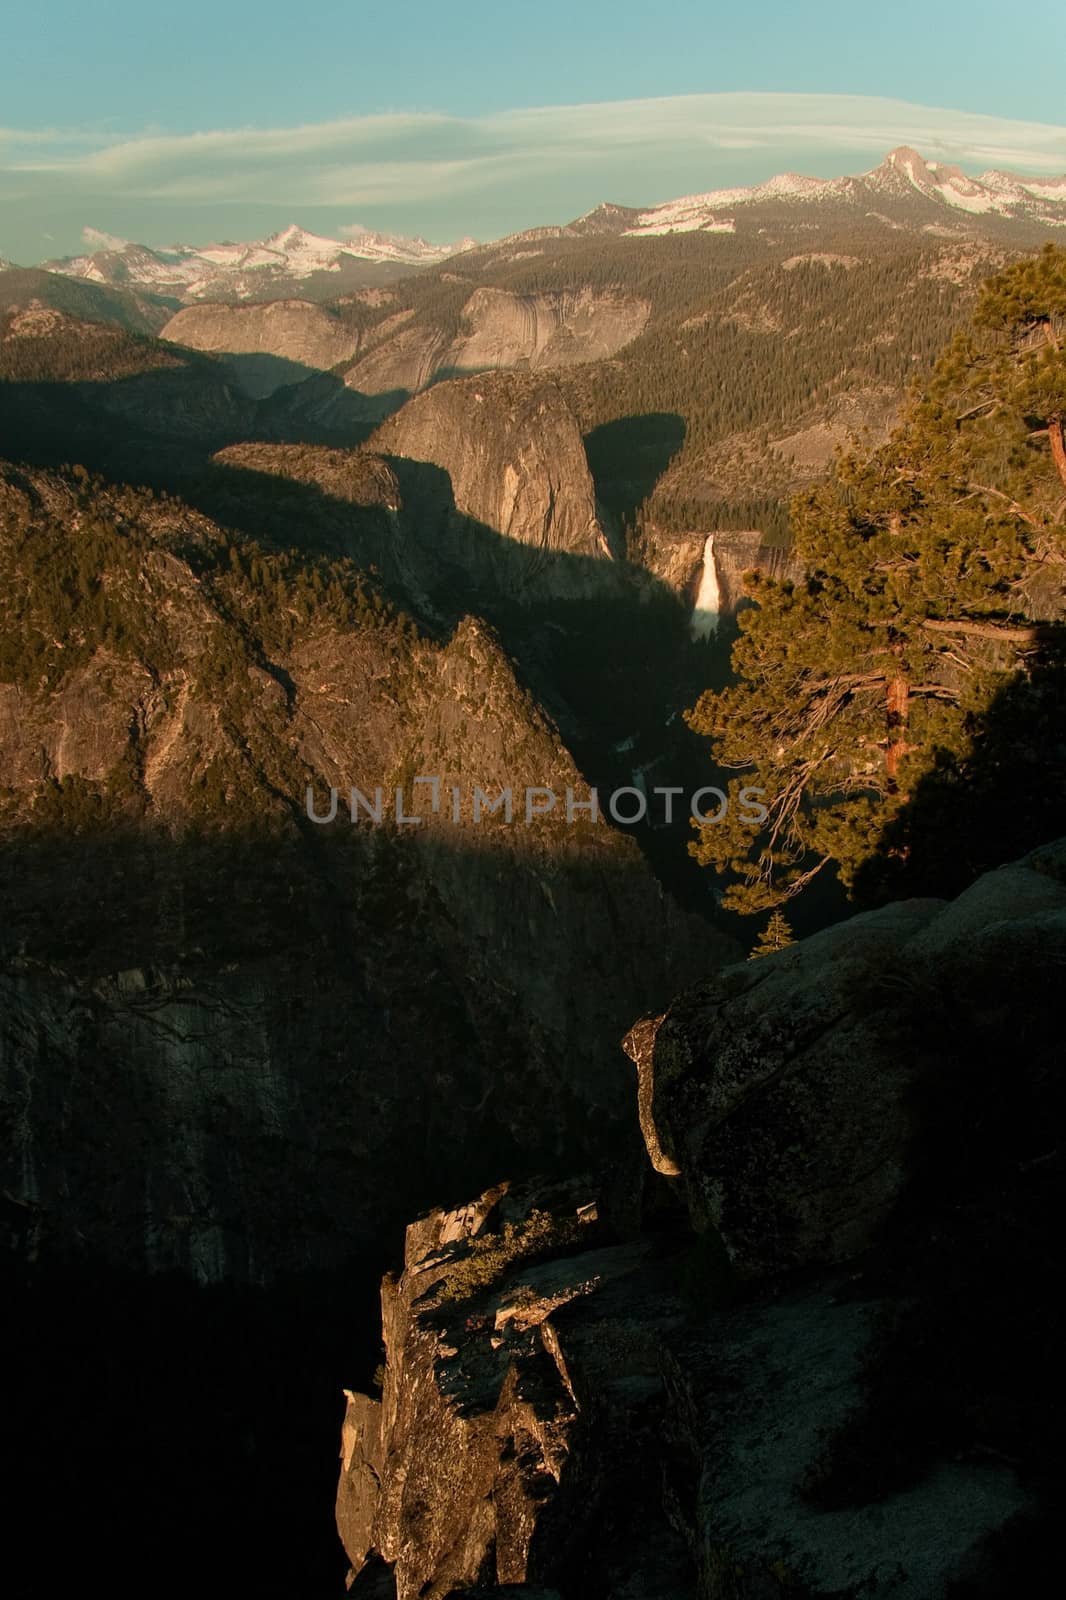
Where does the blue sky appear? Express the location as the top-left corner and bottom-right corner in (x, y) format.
(2, 0), (1065, 261)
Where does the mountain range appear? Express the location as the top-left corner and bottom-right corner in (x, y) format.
(614, 146), (1066, 237)
(26, 148), (1066, 307)
(39, 223), (478, 302)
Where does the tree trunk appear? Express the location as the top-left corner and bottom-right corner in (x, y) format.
(1050, 413), (1066, 492)
(885, 674), (911, 786)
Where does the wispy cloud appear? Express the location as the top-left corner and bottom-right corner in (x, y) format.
(2, 93), (1065, 263)
(81, 225), (128, 251)
(2, 93), (1064, 215)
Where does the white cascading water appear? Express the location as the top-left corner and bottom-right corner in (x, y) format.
(690, 533), (721, 639)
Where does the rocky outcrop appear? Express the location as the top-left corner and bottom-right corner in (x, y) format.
(340, 845), (1065, 1596)
(623, 844), (1066, 1277)
(444, 287), (649, 374)
(366, 372), (620, 602)
(162, 299), (361, 395)
(212, 440), (402, 509)
(337, 1180), (695, 1598)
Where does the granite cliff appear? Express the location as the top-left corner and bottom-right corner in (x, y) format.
(162, 299), (362, 396)
(338, 844), (1065, 1597)
(367, 371), (615, 588)
(162, 285), (650, 402)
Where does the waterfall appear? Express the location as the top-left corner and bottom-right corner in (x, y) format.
(690, 533), (720, 639)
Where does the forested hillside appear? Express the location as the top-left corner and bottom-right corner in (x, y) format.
(310, 232), (1002, 545)
(687, 245), (1066, 917)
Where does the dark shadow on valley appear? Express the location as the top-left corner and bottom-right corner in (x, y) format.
(213, 349), (344, 400)
(4, 1248), (381, 1597)
(0, 371), (738, 918)
(0, 367), (405, 476)
(583, 411), (687, 528)
(772, 633), (1066, 1569)
(852, 623), (1066, 906)
(0, 810), (715, 1591)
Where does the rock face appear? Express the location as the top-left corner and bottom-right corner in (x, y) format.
(443, 287), (649, 375)
(639, 525), (806, 619)
(709, 529), (805, 613)
(637, 526), (707, 599)
(623, 846), (1066, 1277)
(0, 463), (734, 1281)
(343, 321), (452, 403)
(366, 372), (620, 602)
(337, 1180), (695, 1599)
(370, 373), (607, 559)
(162, 299), (361, 395)
(340, 845), (1065, 1596)
(166, 286), (648, 407)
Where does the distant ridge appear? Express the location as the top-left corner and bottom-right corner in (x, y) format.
(39, 224), (478, 303)
(615, 146), (1066, 237)
(23, 148), (1066, 306)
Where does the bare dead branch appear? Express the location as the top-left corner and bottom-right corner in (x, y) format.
(921, 618), (1037, 644)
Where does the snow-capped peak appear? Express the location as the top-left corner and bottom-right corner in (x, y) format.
(259, 225), (361, 270)
(866, 146), (1066, 220)
(40, 223), (477, 300)
(624, 148), (1066, 239)
(625, 170), (837, 235)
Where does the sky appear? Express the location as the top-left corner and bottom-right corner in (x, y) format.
(2, 0), (1065, 262)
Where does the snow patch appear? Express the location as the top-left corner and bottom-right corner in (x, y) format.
(1021, 180), (1066, 201)
(43, 222), (475, 296)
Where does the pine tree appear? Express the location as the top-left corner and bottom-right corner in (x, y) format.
(749, 909), (796, 958)
(687, 246), (1066, 914)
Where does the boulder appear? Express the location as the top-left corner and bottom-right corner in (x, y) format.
(624, 845), (1066, 1276)
(342, 846), (1064, 1596)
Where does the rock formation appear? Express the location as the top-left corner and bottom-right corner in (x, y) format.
(625, 845), (1066, 1276)
(163, 285), (649, 406)
(212, 440), (403, 510)
(364, 372), (626, 604)
(162, 299), (362, 396)
(642, 525), (807, 621)
(370, 372), (607, 557)
(442, 286), (649, 375)
(339, 843), (1066, 1596)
